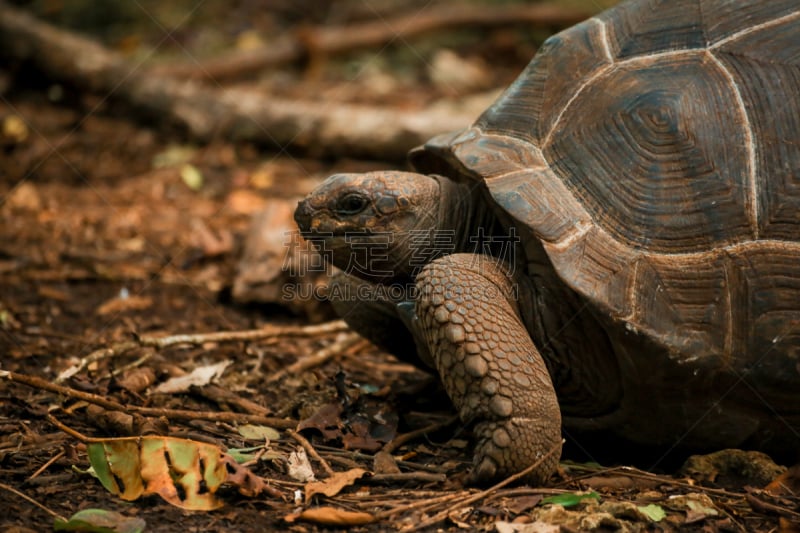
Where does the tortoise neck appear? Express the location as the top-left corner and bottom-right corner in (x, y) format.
(435, 176), (498, 255)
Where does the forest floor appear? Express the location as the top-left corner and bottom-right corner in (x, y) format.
(1, 1), (798, 531)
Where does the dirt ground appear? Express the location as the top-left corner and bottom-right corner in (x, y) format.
(1, 2), (799, 532)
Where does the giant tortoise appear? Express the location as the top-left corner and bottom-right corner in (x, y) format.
(294, 0), (800, 483)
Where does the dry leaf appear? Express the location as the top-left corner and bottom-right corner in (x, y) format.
(153, 361), (231, 394)
(190, 218), (233, 257)
(297, 402), (344, 441)
(766, 463), (800, 496)
(305, 468), (368, 502)
(116, 367), (157, 394)
(373, 451), (401, 475)
(287, 447), (316, 482)
(219, 454), (275, 498)
(496, 521), (559, 533)
(226, 189), (266, 215)
(87, 437), (228, 510)
(96, 295), (153, 315)
(288, 506), (375, 526)
(3, 181), (40, 211)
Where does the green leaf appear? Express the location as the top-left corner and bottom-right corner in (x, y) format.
(541, 491), (600, 507)
(226, 445), (282, 463)
(638, 503), (666, 522)
(54, 509), (146, 533)
(180, 163), (203, 190)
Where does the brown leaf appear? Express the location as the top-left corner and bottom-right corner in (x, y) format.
(115, 367), (157, 394)
(220, 454), (281, 498)
(3, 181), (40, 211)
(287, 506), (375, 526)
(226, 189), (267, 215)
(779, 517), (800, 533)
(767, 463), (800, 496)
(297, 402), (344, 441)
(96, 295), (153, 315)
(373, 451), (401, 475)
(581, 475), (658, 491)
(190, 218), (233, 257)
(505, 495), (544, 514)
(305, 468), (368, 502)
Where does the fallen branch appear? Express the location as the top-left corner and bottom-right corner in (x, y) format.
(381, 415), (458, 455)
(0, 1), (477, 160)
(409, 439), (565, 532)
(367, 472), (447, 484)
(153, 2), (592, 82)
(56, 320), (348, 383)
(266, 333), (367, 383)
(2, 370), (298, 429)
(0, 482), (66, 522)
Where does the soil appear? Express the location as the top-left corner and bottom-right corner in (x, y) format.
(1, 2), (798, 532)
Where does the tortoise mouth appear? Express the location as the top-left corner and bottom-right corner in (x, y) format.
(293, 197), (316, 233)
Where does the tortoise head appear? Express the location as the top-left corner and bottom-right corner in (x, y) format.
(294, 171), (442, 282)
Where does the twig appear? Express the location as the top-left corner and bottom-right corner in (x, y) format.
(746, 493), (800, 520)
(109, 349), (155, 378)
(409, 439), (565, 532)
(55, 320), (348, 382)
(287, 429), (335, 477)
(367, 472), (447, 484)
(566, 464), (749, 499)
(45, 414), (93, 442)
(27, 449), (65, 481)
(0, 482), (66, 522)
(266, 333), (366, 383)
(381, 415), (458, 455)
(196, 384), (272, 417)
(2, 370), (298, 429)
(374, 491), (466, 520)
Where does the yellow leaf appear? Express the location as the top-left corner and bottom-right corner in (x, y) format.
(87, 436), (228, 510)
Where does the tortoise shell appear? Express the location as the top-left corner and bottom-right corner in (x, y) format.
(411, 0), (800, 374)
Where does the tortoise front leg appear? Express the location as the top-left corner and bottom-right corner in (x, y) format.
(415, 253), (562, 483)
(327, 271), (431, 369)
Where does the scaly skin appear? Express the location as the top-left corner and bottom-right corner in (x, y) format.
(415, 253), (561, 483)
(295, 171), (562, 483)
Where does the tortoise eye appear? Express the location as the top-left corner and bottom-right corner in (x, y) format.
(336, 193), (369, 215)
